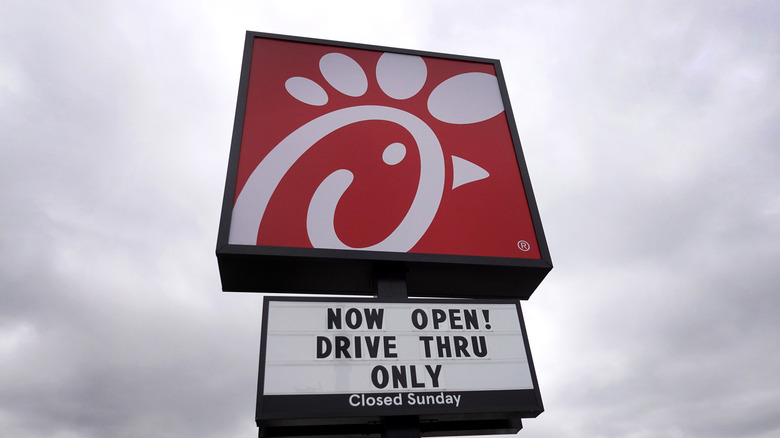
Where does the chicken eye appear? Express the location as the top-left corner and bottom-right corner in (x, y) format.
(383, 142), (406, 165)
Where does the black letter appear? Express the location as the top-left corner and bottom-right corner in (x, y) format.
(384, 336), (397, 358)
(335, 336), (351, 358)
(372, 365), (388, 389)
(436, 336), (452, 358)
(391, 365), (407, 389)
(327, 308), (341, 330)
(411, 309), (427, 329)
(432, 309), (446, 329)
(472, 336), (488, 358)
(410, 365), (425, 388)
(463, 309), (478, 329)
(316, 336), (331, 358)
(419, 336), (434, 358)
(364, 308), (384, 329)
(365, 336), (381, 358)
(425, 365), (442, 387)
(346, 308), (362, 329)
(449, 309), (463, 329)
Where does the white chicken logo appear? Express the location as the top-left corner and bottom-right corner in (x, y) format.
(229, 51), (505, 253)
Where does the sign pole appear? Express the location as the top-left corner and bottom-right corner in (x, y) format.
(382, 415), (421, 438)
(376, 269), (422, 438)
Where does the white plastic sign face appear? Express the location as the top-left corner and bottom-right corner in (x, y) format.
(255, 298), (543, 432)
(263, 300), (533, 395)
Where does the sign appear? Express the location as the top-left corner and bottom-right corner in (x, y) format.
(216, 32), (552, 298)
(256, 297), (543, 436)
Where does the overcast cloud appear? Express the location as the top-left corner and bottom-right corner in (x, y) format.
(2, 1), (779, 437)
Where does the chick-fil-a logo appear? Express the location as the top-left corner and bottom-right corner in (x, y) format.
(228, 38), (540, 259)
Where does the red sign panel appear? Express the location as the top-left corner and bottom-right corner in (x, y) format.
(217, 32), (551, 297)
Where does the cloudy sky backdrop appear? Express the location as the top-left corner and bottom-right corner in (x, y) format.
(2, 1), (779, 437)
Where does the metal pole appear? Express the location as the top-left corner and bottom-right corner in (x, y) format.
(376, 268), (422, 438)
(382, 415), (421, 438)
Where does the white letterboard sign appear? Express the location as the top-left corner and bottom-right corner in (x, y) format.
(255, 297), (543, 431)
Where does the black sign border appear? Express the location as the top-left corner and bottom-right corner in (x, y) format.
(256, 296), (543, 437)
(216, 31), (552, 299)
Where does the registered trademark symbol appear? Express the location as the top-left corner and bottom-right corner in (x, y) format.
(517, 240), (530, 251)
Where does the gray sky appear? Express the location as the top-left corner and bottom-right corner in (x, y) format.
(2, 1), (779, 437)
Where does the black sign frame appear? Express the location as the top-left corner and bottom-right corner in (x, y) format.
(256, 296), (543, 437)
(215, 31), (552, 300)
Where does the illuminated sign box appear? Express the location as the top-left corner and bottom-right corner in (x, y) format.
(216, 32), (552, 298)
(256, 297), (543, 436)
